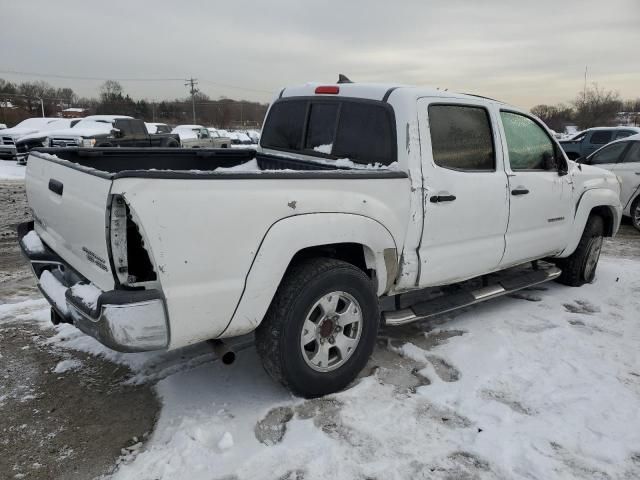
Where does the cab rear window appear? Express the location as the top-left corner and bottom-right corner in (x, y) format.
(261, 97), (396, 165)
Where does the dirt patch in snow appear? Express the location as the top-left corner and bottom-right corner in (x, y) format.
(0, 322), (159, 480)
(0, 181), (36, 301)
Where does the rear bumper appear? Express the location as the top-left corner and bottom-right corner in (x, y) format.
(18, 221), (169, 352)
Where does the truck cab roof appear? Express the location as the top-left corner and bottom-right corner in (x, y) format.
(280, 82), (504, 106)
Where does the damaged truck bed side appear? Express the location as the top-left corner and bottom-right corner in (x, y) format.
(19, 82), (622, 397)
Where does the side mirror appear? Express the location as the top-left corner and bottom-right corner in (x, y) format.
(111, 128), (123, 138)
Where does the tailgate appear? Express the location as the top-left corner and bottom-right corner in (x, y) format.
(26, 154), (115, 290)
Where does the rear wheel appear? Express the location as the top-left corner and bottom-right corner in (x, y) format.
(255, 258), (379, 398)
(555, 215), (604, 286)
(630, 196), (640, 232)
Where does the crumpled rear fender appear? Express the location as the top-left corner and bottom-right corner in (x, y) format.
(219, 213), (398, 338)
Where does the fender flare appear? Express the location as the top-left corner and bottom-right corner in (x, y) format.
(559, 188), (621, 257)
(623, 185), (640, 213)
(219, 213), (398, 337)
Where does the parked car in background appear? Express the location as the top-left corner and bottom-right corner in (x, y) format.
(172, 125), (230, 148)
(0, 117), (60, 160)
(207, 128), (232, 147)
(19, 81), (621, 397)
(46, 115), (180, 149)
(245, 129), (260, 143)
(580, 133), (640, 230)
(559, 127), (640, 160)
(145, 122), (172, 134)
(15, 118), (83, 164)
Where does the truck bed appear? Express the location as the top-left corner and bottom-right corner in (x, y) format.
(30, 148), (401, 179)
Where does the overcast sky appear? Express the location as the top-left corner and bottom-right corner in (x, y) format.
(1, 0), (638, 108)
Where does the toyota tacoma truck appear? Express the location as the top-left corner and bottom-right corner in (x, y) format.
(18, 82), (622, 398)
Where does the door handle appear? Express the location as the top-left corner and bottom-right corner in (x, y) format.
(430, 194), (456, 203)
(48, 179), (63, 196)
(511, 188), (529, 195)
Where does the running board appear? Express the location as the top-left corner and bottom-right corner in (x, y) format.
(384, 266), (561, 326)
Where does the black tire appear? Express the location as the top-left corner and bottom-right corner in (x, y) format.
(255, 257), (379, 398)
(165, 140), (179, 148)
(630, 196), (640, 232)
(555, 215), (604, 287)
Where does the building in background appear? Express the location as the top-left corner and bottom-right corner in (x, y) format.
(61, 107), (88, 118)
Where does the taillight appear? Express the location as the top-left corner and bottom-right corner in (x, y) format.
(109, 195), (157, 285)
(315, 86), (339, 94)
(110, 195), (129, 284)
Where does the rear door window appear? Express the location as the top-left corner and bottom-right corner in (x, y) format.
(590, 131), (612, 144)
(428, 105), (495, 171)
(130, 121), (148, 136)
(615, 130), (635, 140)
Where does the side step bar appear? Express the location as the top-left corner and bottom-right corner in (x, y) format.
(384, 266), (561, 326)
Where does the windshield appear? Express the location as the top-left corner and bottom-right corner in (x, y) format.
(15, 118), (57, 129)
(570, 131), (587, 141)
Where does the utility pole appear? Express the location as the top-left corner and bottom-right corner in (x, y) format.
(185, 77), (199, 124)
(583, 65), (588, 100)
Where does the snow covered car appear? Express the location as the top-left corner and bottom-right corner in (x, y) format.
(172, 125), (231, 148)
(47, 116), (180, 149)
(0, 117), (60, 160)
(14, 118), (83, 164)
(19, 82), (622, 398)
(580, 133), (640, 230)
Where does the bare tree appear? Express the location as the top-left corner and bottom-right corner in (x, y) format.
(573, 84), (622, 129)
(99, 80), (124, 103)
(531, 104), (574, 132)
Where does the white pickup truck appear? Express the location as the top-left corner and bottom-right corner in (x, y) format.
(19, 82), (622, 397)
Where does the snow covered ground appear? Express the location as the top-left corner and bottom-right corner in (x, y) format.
(0, 160), (26, 180)
(1, 255), (639, 479)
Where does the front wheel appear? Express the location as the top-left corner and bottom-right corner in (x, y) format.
(630, 196), (640, 232)
(555, 215), (604, 286)
(255, 258), (379, 398)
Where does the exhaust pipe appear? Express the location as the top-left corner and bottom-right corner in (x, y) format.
(208, 339), (236, 365)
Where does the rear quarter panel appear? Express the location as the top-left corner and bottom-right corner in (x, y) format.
(111, 174), (410, 348)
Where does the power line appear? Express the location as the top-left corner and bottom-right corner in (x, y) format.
(0, 69), (183, 82)
(0, 69), (273, 93)
(198, 78), (272, 94)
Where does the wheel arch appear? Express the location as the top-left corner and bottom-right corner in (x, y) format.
(558, 188), (621, 258)
(219, 213), (399, 338)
